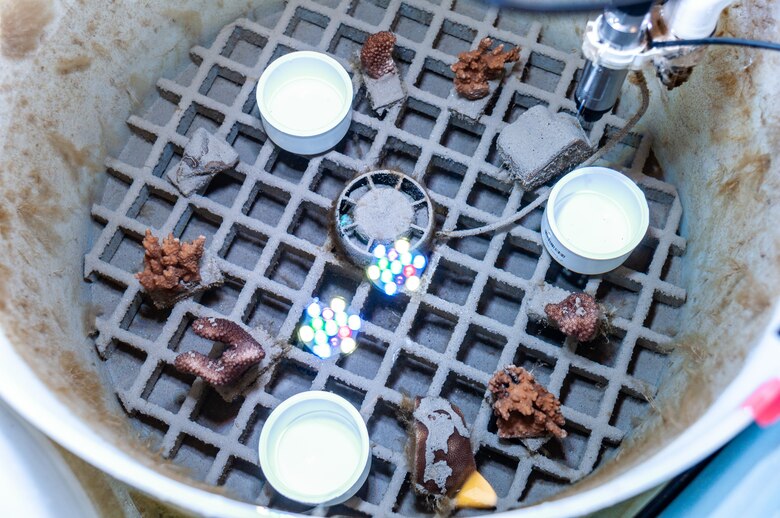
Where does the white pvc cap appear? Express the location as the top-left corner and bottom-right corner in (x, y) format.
(256, 51), (353, 155)
(258, 391), (371, 506)
(542, 166), (649, 275)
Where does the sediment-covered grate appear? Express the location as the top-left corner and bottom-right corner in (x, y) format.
(85, 0), (687, 514)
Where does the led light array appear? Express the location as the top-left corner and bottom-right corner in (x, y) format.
(297, 297), (361, 358)
(366, 239), (427, 296)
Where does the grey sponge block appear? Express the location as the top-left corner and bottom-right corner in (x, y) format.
(497, 105), (592, 190)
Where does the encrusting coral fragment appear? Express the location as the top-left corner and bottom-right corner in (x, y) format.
(174, 317), (265, 386)
(545, 292), (601, 342)
(451, 37), (519, 100)
(488, 365), (566, 440)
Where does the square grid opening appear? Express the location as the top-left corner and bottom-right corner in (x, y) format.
(434, 19), (476, 56)
(415, 58), (454, 98)
(222, 27), (268, 67)
(397, 97), (441, 138)
(349, 0), (390, 25)
(424, 155), (467, 199)
(393, 4), (434, 43)
(285, 7), (329, 46)
(199, 65), (246, 107)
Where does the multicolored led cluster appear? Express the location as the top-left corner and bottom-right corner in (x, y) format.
(367, 239), (427, 296)
(297, 297), (361, 358)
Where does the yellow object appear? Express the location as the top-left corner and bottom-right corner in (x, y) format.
(454, 470), (497, 509)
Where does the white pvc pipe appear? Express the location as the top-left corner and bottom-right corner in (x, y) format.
(666, 0), (735, 40)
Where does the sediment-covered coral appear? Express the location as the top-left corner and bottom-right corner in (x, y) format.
(545, 292), (601, 342)
(488, 365), (566, 439)
(412, 396), (476, 498)
(136, 230), (204, 294)
(451, 37), (519, 100)
(167, 128), (239, 197)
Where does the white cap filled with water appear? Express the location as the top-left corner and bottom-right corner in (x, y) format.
(257, 51), (353, 155)
(542, 166), (650, 275)
(258, 391), (371, 505)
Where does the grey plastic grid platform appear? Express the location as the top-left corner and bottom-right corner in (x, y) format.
(84, 0), (688, 514)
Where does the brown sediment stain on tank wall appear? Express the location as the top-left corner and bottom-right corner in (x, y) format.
(0, 0), (54, 59)
(162, 9), (203, 41)
(0, 205), (11, 241)
(56, 54), (92, 74)
(16, 169), (66, 254)
(46, 131), (101, 181)
(0, 263), (9, 314)
(705, 40), (774, 201)
(57, 350), (127, 428)
(715, 153), (772, 198)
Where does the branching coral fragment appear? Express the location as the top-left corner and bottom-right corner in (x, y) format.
(488, 365), (566, 439)
(136, 230), (205, 293)
(174, 317), (266, 386)
(360, 31), (397, 79)
(545, 292), (601, 342)
(451, 37), (519, 100)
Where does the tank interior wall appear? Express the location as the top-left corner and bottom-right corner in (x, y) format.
(0, 0), (777, 503)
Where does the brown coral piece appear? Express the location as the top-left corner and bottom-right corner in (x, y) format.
(136, 230), (205, 294)
(545, 293), (601, 342)
(451, 37), (520, 100)
(174, 317), (265, 386)
(488, 366), (566, 440)
(360, 31), (397, 79)
(412, 396), (476, 498)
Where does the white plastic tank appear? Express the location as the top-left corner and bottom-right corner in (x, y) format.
(0, 0), (778, 516)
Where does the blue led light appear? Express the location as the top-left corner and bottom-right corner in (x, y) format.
(297, 297), (362, 358)
(312, 343), (331, 358)
(366, 239), (428, 296)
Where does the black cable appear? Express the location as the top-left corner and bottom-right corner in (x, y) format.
(486, 0), (651, 12)
(650, 37), (780, 52)
(636, 445), (724, 517)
